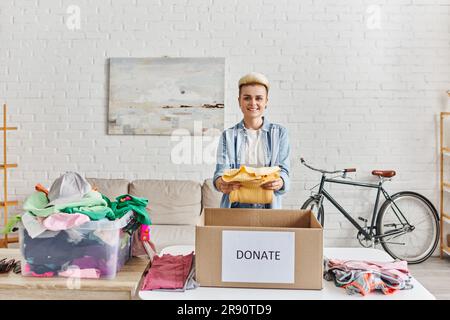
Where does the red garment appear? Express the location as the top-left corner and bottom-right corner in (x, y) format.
(141, 253), (194, 290)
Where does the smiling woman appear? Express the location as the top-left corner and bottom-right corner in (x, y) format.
(213, 72), (291, 209)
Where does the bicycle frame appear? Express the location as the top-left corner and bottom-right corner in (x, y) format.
(314, 174), (409, 241)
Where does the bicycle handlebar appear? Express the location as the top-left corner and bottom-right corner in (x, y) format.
(300, 158), (357, 175)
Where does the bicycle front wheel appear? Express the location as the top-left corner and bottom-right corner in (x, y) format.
(376, 191), (439, 264)
(301, 197), (324, 227)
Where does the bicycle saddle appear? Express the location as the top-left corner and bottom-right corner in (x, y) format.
(372, 170), (396, 178)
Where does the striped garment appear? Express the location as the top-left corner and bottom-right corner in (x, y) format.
(324, 258), (413, 296)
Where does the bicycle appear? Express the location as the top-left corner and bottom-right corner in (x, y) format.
(300, 158), (440, 264)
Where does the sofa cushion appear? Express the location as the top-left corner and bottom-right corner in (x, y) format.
(202, 178), (222, 209)
(86, 178), (129, 200)
(129, 180), (202, 225)
(148, 225), (195, 253)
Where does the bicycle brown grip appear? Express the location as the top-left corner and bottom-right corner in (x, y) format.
(345, 168), (356, 173)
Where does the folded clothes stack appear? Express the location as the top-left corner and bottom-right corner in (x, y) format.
(323, 258), (413, 296)
(222, 166), (280, 204)
(141, 252), (198, 292)
(15, 172), (152, 278)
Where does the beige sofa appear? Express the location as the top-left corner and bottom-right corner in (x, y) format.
(87, 178), (222, 253)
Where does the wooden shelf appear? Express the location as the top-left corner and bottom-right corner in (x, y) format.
(0, 236), (18, 247)
(0, 164), (17, 169)
(0, 201), (18, 207)
(0, 104), (16, 249)
(440, 106), (450, 258)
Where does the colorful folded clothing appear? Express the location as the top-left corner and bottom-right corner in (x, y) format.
(324, 258), (413, 296)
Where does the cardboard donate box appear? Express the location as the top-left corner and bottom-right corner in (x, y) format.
(195, 208), (323, 290)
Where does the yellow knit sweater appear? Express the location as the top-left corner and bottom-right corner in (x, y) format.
(222, 166), (281, 204)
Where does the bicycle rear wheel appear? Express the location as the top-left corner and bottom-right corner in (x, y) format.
(376, 191), (439, 264)
(301, 197), (324, 226)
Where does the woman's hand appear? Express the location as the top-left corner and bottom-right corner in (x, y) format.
(215, 177), (241, 194)
(261, 178), (284, 191)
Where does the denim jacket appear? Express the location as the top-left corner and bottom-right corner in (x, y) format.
(213, 117), (291, 209)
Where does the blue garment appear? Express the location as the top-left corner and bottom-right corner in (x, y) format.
(213, 117), (291, 209)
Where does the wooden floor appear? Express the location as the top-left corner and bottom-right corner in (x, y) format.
(409, 255), (450, 300)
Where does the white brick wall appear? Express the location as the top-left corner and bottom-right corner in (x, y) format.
(1, 0), (449, 248)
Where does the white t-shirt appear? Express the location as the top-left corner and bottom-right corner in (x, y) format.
(242, 128), (266, 168)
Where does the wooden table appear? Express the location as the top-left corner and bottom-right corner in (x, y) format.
(0, 248), (150, 300)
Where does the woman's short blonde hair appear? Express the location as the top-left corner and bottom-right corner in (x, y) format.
(238, 72), (269, 95)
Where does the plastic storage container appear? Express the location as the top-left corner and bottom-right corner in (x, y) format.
(19, 211), (134, 279)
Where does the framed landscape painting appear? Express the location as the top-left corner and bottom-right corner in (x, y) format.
(108, 57), (225, 135)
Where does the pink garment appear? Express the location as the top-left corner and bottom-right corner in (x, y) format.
(59, 268), (101, 279)
(24, 261), (55, 277)
(42, 212), (90, 231)
(141, 252), (194, 290)
(31, 271), (54, 277)
(120, 196), (132, 202)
